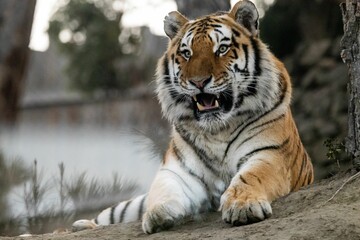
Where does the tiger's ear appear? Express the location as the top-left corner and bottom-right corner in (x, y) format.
(229, 0), (259, 37)
(164, 11), (188, 39)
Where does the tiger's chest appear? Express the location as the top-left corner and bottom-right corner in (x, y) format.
(175, 127), (241, 179)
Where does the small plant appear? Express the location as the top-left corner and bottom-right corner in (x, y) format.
(0, 152), (29, 236)
(1, 158), (139, 236)
(324, 138), (346, 169)
(23, 159), (49, 234)
(66, 172), (138, 217)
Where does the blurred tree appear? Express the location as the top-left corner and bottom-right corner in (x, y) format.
(175, 0), (230, 19)
(0, 0), (36, 124)
(340, 0), (360, 170)
(48, 0), (140, 96)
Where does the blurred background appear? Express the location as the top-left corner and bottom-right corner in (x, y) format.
(0, 0), (349, 236)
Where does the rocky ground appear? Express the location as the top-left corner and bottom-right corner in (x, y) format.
(3, 169), (360, 240)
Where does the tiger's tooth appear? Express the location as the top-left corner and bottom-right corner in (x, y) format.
(215, 99), (219, 108)
(197, 102), (205, 111)
(193, 95), (197, 102)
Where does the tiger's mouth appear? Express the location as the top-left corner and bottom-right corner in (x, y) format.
(193, 93), (220, 112)
(192, 92), (233, 116)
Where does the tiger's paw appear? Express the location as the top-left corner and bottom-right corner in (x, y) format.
(142, 204), (184, 234)
(72, 219), (98, 232)
(220, 189), (272, 226)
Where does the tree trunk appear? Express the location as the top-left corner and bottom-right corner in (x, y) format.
(340, 0), (360, 170)
(0, 0), (37, 124)
(175, 0), (231, 19)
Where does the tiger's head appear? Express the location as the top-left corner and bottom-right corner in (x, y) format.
(156, 0), (289, 132)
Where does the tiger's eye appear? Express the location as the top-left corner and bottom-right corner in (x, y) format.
(218, 45), (229, 54)
(181, 50), (191, 59)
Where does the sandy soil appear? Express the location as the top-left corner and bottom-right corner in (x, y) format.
(4, 170), (360, 240)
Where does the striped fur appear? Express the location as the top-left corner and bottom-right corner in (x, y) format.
(72, 0), (313, 234)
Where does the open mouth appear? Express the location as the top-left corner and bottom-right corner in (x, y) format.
(190, 90), (233, 119)
(192, 93), (221, 113)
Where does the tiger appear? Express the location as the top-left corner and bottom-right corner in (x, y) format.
(72, 0), (313, 234)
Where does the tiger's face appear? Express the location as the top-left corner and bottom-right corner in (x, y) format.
(157, 1), (281, 132)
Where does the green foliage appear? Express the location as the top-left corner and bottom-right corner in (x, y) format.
(324, 138), (346, 169)
(48, 0), (141, 95)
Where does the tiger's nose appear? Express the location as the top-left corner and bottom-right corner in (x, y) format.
(189, 76), (212, 89)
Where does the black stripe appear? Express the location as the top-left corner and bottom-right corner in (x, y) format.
(232, 35), (239, 48)
(168, 89), (179, 100)
(232, 49), (238, 59)
(242, 44), (249, 72)
(174, 145), (216, 209)
(232, 45), (249, 74)
(242, 138), (289, 159)
(163, 55), (169, 76)
(164, 77), (171, 85)
(307, 166), (313, 184)
(234, 94), (244, 108)
(174, 145), (211, 193)
(160, 168), (193, 194)
(210, 24), (222, 28)
(212, 18), (223, 23)
(175, 125), (221, 176)
(244, 80), (257, 96)
(188, 26), (196, 32)
(250, 38), (261, 76)
(110, 206), (115, 224)
(214, 28), (223, 34)
(300, 168), (310, 188)
(248, 172), (262, 184)
(235, 127), (268, 148)
(224, 72), (287, 160)
(290, 141), (302, 169)
(214, 32), (220, 42)
(291, 154), (308, 191)
(240, 175), (249, 185)
(138, 196), (146, 220)
(232, 29), (241, 37)
(175, 58), (180, 65)
(234, 63), (241, 73)
(221, 36), (231, 41)
(160, 168), (198, 210)
(119, 201), (131, 222)
(178, 115), (193, 121)
(249, 114), (285, 132)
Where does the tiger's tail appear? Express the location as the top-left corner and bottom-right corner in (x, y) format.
(72, 193), (147, 231)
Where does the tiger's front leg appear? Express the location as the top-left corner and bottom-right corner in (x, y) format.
(142, 150), (208, 234)
(220, 154), (291, 226)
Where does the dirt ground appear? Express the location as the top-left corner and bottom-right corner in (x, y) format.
(4, 169), (360, 240)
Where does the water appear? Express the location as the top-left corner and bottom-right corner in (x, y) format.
(0, 124), (160, 216)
